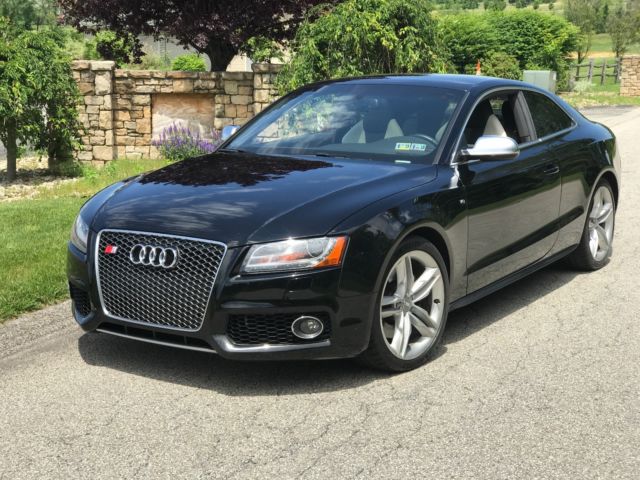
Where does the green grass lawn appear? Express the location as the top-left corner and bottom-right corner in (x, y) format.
(562, 90), (640, 108)
(560, 74), (640, 108)
(0, 158), (168, 323)
(590, 33), (640, 56)
(0, 197), (84, 320)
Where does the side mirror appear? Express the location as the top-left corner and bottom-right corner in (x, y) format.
(460, 136), (520, 160)
(221, 125), (240, 141)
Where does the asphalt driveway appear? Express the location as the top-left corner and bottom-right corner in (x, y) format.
(1, 107), (638, 479)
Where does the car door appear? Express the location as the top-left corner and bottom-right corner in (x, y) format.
(458, 90), (562, 293)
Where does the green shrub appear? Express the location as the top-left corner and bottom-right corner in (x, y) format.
(480, 51), (522, 79)
(171, 53), (207, 72)
(487, 11), (578, 89)
(88, 30), (139, 67)
(124, 52), (171, 71)
(573, 80), (594, 93)
(243, 36), (284, 63)
(440, 11), (577, 89)
(277, 0), (448, 93)
(81, 38), (100, 60)
(439, 14), (500, 73)
(458, 0), (480, 8)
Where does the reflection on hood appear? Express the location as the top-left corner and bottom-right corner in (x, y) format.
(139, 153), (334, 187)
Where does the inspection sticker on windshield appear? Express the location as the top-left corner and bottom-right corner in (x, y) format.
(395, 142), (427, 152)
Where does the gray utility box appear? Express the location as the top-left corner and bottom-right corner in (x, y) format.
(523, 70), (557, 93)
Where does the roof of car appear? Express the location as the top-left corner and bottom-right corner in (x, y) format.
(306, 74), (527, 92)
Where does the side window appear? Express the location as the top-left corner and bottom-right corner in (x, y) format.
(523, 92), (573, 139)
(463, 93), (524, 146)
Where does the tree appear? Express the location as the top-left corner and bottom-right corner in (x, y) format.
(607, 2), (640, 57)
(59, 0), (338, 71)
(0, 0), (57, 29)
(565, 0), (601, 63)
(485, 0), (508, 10)
(595, 3), (610, 33)
(276, 0), (448, 93)
(93, 30), (140, 66)
(0, 20), (82, 181)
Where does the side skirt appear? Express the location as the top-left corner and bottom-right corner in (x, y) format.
(449, 245), (578, 312)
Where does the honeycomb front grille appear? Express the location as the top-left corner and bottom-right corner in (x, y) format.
(96, 230), (226, 331)
(227, 313), (332, 345)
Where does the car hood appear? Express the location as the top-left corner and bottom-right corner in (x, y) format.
(92, 152), (437, 246)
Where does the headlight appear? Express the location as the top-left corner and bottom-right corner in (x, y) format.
(70, 213), (90, 253)
(241, 236), (348, 274)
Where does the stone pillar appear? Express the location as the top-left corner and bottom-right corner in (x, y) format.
(620, 56), (640, 97)
(113, 70), (153, 160)
(252, 63), (283, 115)
(71, 60), (116, 165)
(214, 72), (255, 129)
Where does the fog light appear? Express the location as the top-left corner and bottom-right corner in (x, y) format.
(291, 316), (324, 340)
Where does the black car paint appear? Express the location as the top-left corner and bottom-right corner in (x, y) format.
(67, 74), (620, 360)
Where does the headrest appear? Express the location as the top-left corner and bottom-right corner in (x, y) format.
(468, 101), (494, 128)
(362, 101), (393, 134)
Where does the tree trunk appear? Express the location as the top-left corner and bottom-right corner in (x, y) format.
(5, 121), (18, 182)
(202, 41), (237, 72)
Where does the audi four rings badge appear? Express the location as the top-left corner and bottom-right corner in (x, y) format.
(128, 244), (179, 269)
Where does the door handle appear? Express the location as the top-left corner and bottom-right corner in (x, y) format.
(543, 164), (560, 175)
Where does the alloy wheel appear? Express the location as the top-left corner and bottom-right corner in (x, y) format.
(380, 250), (445, 360)
(588, 185), (615, 262)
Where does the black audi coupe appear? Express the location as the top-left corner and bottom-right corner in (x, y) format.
(67, 74), (620, 371)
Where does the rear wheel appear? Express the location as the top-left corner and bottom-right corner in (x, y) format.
(566, 180), (615, 270)
(359, 237), (449, 372)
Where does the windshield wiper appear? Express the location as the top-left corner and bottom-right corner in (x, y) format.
(306, 152), (350, 159)
(217, 148), (249, 154)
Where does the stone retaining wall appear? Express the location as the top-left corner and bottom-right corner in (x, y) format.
(72, 60), (281, 164)
(620, 56), (640, 97)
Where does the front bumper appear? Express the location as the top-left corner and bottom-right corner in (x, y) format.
(67, 240), (375, 360)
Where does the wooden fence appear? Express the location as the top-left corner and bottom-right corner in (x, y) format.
(572, 58), (621, 84)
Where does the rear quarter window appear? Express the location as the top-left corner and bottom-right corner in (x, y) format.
(524, 91), (574, 139)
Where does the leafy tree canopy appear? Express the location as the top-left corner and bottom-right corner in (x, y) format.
(439, 13), (500, 72)
(0, 18), (81, 180)
(565, 0), (604, 62)
(59, 0), (338, 71)
(277, 0), (448, 93)
(0, 0), (57, 29)
(607, 1), (640, 58)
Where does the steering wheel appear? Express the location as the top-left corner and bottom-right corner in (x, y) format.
(411, 134), (438, 147)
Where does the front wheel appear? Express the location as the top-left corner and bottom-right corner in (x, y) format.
(566, 180), (616, 270)
(359, 237), (449, 372)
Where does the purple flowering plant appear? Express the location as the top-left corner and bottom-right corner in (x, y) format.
(152, 123), (223, 162)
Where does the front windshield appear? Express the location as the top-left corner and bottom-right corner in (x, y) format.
(227, 83), (464, 163)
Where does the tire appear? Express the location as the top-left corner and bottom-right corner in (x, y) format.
(566, 179), (616, 271)
(359, 236), (450, 372)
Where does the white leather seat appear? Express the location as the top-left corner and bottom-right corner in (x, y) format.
(342, 119), (404, 143)
(483, 114), (507, 137)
